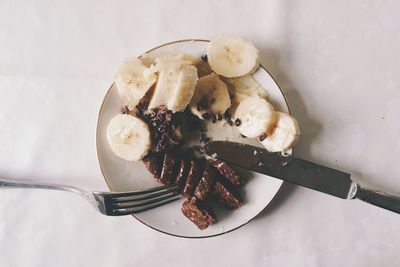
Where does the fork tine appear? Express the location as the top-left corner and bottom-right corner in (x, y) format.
(112, 191), (179, 209)
(112, 195), (181, 216)
(107, 184), (177, 198)
(111, 185), (179, 203)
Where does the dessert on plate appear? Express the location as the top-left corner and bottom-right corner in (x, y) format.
(105, 35), (301, 229)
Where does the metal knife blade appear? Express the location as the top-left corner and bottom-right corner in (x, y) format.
(204, 141), (354, 199)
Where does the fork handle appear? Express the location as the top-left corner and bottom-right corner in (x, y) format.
(0, 178), (84, 195)
(355, 184), (400, 214)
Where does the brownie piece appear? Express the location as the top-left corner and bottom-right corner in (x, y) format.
(194, 165), (217, 200)
(159, 150), (178, 185)
(213, 179), (243, 209)
(175, 159), (190, 192)
(182, 159), (204, 197)
(143, 152), (164, 179)
(181, 197), (216, 230)
(211, 160), (243, 186)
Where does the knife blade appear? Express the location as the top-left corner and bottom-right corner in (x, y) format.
(204, 141), (400, 213)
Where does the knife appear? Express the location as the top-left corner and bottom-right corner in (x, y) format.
(204, 141), (400, 214)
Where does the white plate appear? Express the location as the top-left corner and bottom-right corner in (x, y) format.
(96, 39), (290, 238)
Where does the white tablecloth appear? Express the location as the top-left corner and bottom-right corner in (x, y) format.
(1, 1), (399, 266)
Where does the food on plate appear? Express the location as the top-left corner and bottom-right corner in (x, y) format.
(181, 197), (216, 230)
(143, 148), (243, 229)
(234, 96), (277, 138)
(194, 165), (217, 200)
(148, 64), (198, 112)
(106, 35), (301, 229)
(207, 35), (260, 78)
(189, 73), (231, 119)
(210, 159), (243, 186)
(214, 180), (243, 210)
(224, 75), (269, 113)
(106, 114), (151, 161)
(114, 58), (157, 110)
(260, 112), (301, 152)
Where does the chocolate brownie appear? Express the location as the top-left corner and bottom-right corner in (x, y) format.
(182, 159), (204, 197)
(175, 159), (190, 192)
(181, 197), (216, 230)
(159, 150), (178, 185)
(143, 152), (164, 179)
(213, 179), (243, 209)
(211, 160), (243, 186)
(194, 165), (217, 200)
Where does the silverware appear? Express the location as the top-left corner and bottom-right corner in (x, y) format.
(204, 141), (400, 214)
(0, 179), (180, 216)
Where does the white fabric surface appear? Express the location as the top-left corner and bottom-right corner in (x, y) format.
(1, 0), (400, 266)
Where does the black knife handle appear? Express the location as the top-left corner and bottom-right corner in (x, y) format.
(355, 185), (400, 214)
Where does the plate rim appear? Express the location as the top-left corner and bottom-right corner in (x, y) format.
(96, 39), (291, 239)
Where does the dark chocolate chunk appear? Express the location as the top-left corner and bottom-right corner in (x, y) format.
(200, 54), (208, 63)
(258, 133), (267, 141)
(182, 159), (204, 197)
(175, 159), (190, 191)
(213, 180), (242, 209)
(228, 120), (234, 126)
(181, 197), (216, 230)
(217, 114), (223, 121)
(211, 160), (243, 186)
(223, 111), (231, 120)
(159, 150), (178, 185)
(210, 113), (217, 123)
(142, 107), (181, 152)
(194, 165), (217, 200)
(202, 112), (211, 120)
(234, 118), (241, 126)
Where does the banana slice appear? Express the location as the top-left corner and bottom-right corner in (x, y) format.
(189, 73), (231, 119)
(114, 58), (157, 110)
(225, 74), (269, 114)
(261, 112), (301, 152)
(234, 96), (276, 138)
(207, 35), (260, 78)
(148, 68), (180, 110)
(141, 52), (200, 68)
(106, 114), (151, 161)
(168, 64), (198, 112)
(148, 64), (198, 112)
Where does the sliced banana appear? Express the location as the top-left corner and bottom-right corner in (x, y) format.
(148, 64), (198, 112)
(261, 112), (301, 152)
(106, 114), (151, 161)
(148, 67), (180, 110)
(225, 74), (269, 114)
(141, 52), (199, 68)
(189, 73), (231, 119)
(234, 96), (276, 138)
(168, 64), (198, 112)
(207, 35), (260, 78)
(114, 58), (157, 110)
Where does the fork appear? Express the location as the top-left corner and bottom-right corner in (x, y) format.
(0, 178), (181, 216)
